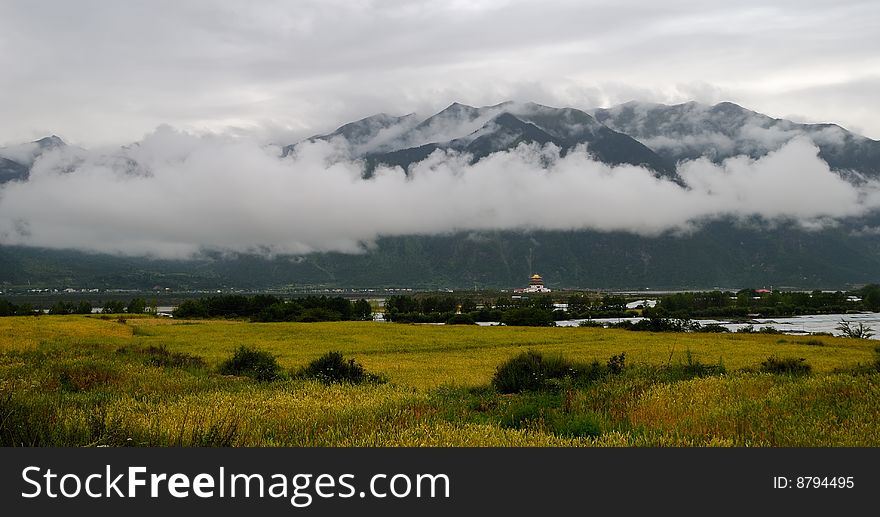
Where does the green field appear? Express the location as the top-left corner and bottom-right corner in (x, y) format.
(1, 315), (879, 446)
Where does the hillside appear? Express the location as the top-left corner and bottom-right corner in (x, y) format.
(2, 101), (880, 289)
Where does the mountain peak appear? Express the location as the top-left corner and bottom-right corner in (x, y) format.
(34, 135), (66, 148)
(710, 101), (753, 115)
(432, 102), (481, 120)
(446, 101), (475, 110)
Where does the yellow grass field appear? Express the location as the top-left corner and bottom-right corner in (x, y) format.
(1, 315), (878, 446)
(18, 316), (871, 388)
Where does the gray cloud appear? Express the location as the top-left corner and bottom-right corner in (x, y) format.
(0, 128), (876, 258)
(1, 0), (878, 146)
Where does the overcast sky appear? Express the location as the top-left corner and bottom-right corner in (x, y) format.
(2, 0), (879, 146)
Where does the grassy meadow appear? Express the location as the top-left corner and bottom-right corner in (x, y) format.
(1, 314), (879, 446)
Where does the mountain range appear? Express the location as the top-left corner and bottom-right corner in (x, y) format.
(2, 101), (880, 290)
(285, 101), (679, 181)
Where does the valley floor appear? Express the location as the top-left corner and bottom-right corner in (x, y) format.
(1, 316), (878, 446)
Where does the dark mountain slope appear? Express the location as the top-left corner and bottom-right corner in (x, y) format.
(594, 101), (880, 180)
(3, 215), (880, 290)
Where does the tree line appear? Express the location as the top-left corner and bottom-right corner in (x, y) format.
(0, 298), (155, 316)
(644, 285), (880, 319)
(172, 294), (372, 322)
(383, 294), (632, 326)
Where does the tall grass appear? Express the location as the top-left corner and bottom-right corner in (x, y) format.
(1, 315), (878, 446)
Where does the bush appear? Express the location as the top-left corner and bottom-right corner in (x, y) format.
(500, 307), (554, 327)
(296, 351), (386, 385)
(492, 351), (589, 393)
(694, 323), (730, 333)
(297, 307), (342, 322)
(607, 352), (626, 374)
(759, 355), (811, 375)
(497, 394), (552, 429)
(611, 317), (692, 333)
(493, 351), (568, 393)
(218, 346), (283, 381)
(495, 393), (602, 437)
(139, 345), (206, 369)
(446, 313), (476, 325)
(54, 363), (119, 393)
(492, 351), (619, 394)
(551, 412), (602, 438)
(836, 319), (875, 339)
(551, 309), (569, 321)
(670, 350), (725, 379)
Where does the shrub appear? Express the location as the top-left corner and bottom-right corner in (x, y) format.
(493, 351), (571, 393)
(670, 350), (725, 379)
(551, 309), (569, 321)
(500, 307), (554, 327)
(495, 393), (602, 437)
(296, 351), (386, 385)
(497, 394), (551, 429)
(613, 317), (693, 333)
(218, 346), (283, 381)
(493, 351), (590, 393)
(140, 345), (206, 369)
(759, 355), (811, 376)
(54, 363), (119, 393)
(297, 307), (342, 322)
(607, 352), (626, 374)
(551, 412), (602, 438)
(492, 351), (617, 393)
(446, 313), (476, 325)
(694, 323), (730, 333)
(836, 319), (875, 339)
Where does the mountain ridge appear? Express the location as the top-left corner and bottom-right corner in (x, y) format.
(2, 101), (880, 289)
(593, 100), (880, 181)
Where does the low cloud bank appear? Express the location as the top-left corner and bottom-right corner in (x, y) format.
(1, 127), (877, 259)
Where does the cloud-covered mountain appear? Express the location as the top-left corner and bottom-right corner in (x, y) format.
(2, 102), (880, 289)
(290, 101), (679, 181)
(593, 101), (880, 183)
(0, 135), (67, 183)
(0, 157), (28, 183)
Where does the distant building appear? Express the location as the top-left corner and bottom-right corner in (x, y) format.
(522, 274), (551, 293)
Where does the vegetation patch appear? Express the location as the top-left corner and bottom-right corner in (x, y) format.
(493, 351), (570, 393)
(492, 351), (616, 394)
(128, 345), (207, 370)
(218, 345), (284, 381)
(759, 355), (812, 376)
(836, 319), (875, 339)
(499, 396), (602, 437)
(663, 350), (726, 380)
(54, 362), (119, 392)
(446, 313), (476, 325)
(295, 351), (387, 385)
(173, 294), (371, 322)
(500, 308), (554, 327)
(1, 316), (879, 447)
